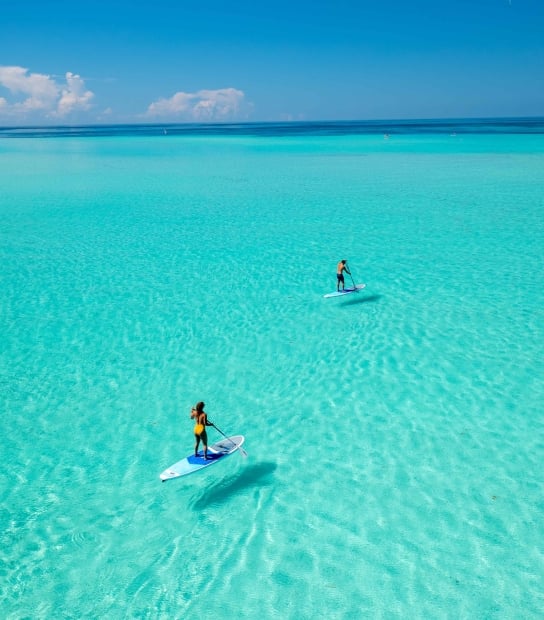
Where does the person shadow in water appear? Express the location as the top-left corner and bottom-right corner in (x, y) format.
(191, 461), (277, 509)
(341, 293), (381, 306)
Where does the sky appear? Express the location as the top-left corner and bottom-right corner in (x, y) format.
(0, 0), (543, 125)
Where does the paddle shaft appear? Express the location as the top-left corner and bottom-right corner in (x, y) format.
(346, 263), (356, 288)
(212, 423), (248, 457)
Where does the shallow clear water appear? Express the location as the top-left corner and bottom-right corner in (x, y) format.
(1, 125), (543, 618)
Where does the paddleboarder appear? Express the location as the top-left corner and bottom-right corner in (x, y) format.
(337, 259), (351, 291)
(190, 401), (213, 459)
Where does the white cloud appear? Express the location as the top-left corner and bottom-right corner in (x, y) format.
(0, 66), (94, 121)
(147, 91), (194, 116)
(145, 87), (247, 121)
(0, 66), (58, 112)
(56, 72), (94, 116)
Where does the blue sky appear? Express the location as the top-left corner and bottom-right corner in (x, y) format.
(1, 0), (543, 125)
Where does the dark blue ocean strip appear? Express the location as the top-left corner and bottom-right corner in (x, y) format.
(1, 117), (543, 138)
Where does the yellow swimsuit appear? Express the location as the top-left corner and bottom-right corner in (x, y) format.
(194, 423), (204, 435)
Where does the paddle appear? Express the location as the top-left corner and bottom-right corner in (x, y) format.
(346, 263), (356, 289)
(211, 423), (248, 458)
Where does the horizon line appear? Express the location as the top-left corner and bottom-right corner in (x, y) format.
(1, 115), (544, 132)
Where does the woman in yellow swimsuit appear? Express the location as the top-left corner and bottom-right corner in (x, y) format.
(190, 401), (213, 459)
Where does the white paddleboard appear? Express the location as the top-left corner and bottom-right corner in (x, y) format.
(160, 435), (245, 481)
(324, 284), (366, 298)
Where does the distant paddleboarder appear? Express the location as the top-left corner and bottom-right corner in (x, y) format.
(337, 259), (351, 291)
(190, 401), (213, 459)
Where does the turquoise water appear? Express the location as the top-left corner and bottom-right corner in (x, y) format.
(1, 125), (543, 618)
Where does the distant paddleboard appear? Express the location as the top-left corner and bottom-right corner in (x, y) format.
(324, 284), (366, 298)
(160, 435), (245, 481)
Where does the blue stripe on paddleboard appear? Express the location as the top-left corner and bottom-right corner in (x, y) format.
(323, 284), (366, 298)
(187, 452), (225, 465)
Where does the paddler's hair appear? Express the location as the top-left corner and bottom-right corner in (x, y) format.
(195, 401), (205, 412)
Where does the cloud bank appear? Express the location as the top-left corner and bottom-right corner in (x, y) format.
(0, 67), (251, 124)
(0, 66), (94, 121)
(145, 87), (247, 121)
